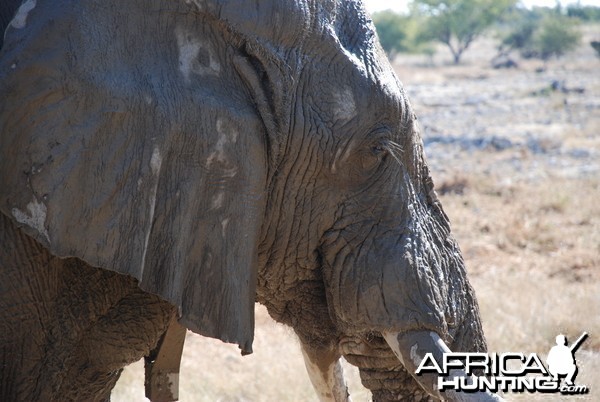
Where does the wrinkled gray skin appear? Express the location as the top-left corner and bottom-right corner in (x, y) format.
(0, 0), (489, 401)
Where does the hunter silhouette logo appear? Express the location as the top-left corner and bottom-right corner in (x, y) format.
(415, 332), (589, 395)
(547, 332), (588, 387)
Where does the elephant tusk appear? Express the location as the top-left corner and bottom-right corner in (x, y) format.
(300, 343), (352, 402)
(382, 331), (504, 402)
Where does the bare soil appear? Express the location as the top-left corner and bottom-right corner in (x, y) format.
(112, 26), (600, 401)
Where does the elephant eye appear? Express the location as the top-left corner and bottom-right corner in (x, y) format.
(360, 142), (388, 172)
(371, 144), (387, 156)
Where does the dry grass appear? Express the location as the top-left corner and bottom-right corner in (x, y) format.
(436, 175), (600, 401)
(472, 271), (600, 402)
(440, 175), (600, 279)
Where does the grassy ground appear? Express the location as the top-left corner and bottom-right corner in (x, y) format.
(449, 177), (600, 402)
(113, 27), (599, 402)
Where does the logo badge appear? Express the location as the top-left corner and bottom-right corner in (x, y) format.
(415, 332), (589, 396)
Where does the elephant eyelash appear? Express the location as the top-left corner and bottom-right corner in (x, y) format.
(384, 140), (404, 166)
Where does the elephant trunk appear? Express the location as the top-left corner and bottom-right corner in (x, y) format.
(339, 334), (430, 401)
(338, 331), (504, 401)
(321, 150), (494, 400)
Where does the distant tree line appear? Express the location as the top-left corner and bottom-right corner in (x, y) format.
(371, 0), (595, 64)
(565, 3), (600, 21)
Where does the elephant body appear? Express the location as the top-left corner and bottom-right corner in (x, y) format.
(0, 1), (490, 401)
(0, 213), (175, 400)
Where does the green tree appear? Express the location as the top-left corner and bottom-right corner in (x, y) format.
(372, 10), (437, 60)
(534, 15), (581, 60)
(372, 11), (409, 57)
(412, 0), (516, 64)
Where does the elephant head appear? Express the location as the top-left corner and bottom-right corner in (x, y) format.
(0, 0), (495, 400)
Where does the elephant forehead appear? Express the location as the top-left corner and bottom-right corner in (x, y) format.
(331, 86), (357, 122)
(309, 68), (406, 134)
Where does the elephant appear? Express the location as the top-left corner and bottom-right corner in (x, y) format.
(0, 0), (500, 401)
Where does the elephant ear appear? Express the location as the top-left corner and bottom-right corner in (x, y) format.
(0, 0), (286, 353)
(0, 0), (23, 49)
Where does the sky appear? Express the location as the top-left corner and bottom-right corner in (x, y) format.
(364, 0), (600, 14)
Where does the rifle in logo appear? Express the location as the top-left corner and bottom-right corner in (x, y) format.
(571, 332), (589, 352)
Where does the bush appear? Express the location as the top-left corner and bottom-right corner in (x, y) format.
(500, 8), (540, 52)
(371, 11), (409, 57)
(534, 15), (581, 60)
(500, 8), (581, 61)
(372, 10), (437, 59)
(591, 41), (600, 58)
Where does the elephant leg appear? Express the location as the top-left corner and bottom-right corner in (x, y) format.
(299, 340), (351, 402)
(0, 213), (175, 401)
(0, 212), (63, 400)
(56, 287), (176, 401)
